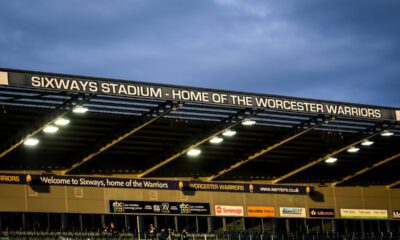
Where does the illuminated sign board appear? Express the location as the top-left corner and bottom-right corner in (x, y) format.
(1, 70), (398, 121)
(279, 207), (306, 218)
(247, 206), (275, 217)
(215, 205), (244, 216)
(340, 209), (388, 219)
(110, 200), (210, 215)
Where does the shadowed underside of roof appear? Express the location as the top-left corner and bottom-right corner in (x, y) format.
(0, 68), (399, 188)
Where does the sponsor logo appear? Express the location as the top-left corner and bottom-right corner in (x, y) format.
(153, 204), (161, 212)
(247, 206), (275, 217)
(215, 205), (244, 216)
(309, 208), (335, 218)
(216, 206), (222, 214)
(393, 210), (400, 219)
(161, 203), (170, 213)
(340, 209), (388, 219)
(179, 203), (191, 214)
(110, 200), (210, 215)
(112, 201), (125, 213)
(280, 207), (306, 218)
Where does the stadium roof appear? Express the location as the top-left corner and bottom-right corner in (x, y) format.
(0, 68), (400, 188)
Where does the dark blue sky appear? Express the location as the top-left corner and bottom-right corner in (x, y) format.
(1, 0), (399, 107)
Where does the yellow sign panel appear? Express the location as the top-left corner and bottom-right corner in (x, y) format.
(396, 110), (400, 121)
(0, 71), (8, 85)
(247, 206), (275, 217)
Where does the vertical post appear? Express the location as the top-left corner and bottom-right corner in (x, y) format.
(61, 214), (68, 231)
(386, 220), (391, 233)
(222, 218), (226, 232)
(331, 219), (336, 233)
(272, 219), (278, 236)
(47, 213), (51, 231)
(261, 218), (264, 233)
(377, 220), (381, 234)
(196, 216), (199, 233)
(79, 214), (83, 231)
(207, 217), (213, 233)
(175, 216), (179, 232)
(125, 215), (129, 232)
(101, 214), (106, 226)
(21, 213), (26, 230)
(137, 215), (141, 240)
(321, 219), (324, 233)
(360, 220), (365, 234)
(285, 219), (290, 237)
(154, 216), (158, 229)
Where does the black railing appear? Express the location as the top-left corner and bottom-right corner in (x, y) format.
(0, 231), (400, 240)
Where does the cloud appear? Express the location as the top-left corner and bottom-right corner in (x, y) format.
(0, 0), (399, 107)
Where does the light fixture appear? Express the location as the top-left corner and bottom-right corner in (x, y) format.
(24, 138), (39, 146)
(222, 129), (236, 137)
(325, 157), (337, 163)
(381, 130), (394, 137)
(242, 118), (256, 126)
(54, 118), (70, 126)
(347, 146), (360, 153)
(73, 106), (88, 114)
(187, 148), (201, 157)
(43, 125), (59, 134)
(210, 137), (223, 144)
(361, 140), (374, 146)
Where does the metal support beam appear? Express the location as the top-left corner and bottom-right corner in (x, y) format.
(332, 152), (400, 186)
(387, 179), (400, 189)
(138, 108), (262, 178)
(0, 93), (94, 159)
(208, 115), (329, 181)
(272, 122), (392, 184)
(64, 101), (180, 174)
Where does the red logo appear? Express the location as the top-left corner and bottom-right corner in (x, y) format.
(216, 206), (222, 213)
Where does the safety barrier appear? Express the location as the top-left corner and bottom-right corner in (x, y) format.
(1, 231), (400, 240)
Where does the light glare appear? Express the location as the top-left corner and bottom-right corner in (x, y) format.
(55, 118), (70, 126)
(347, 147), (360, 153)
(242, 119), (256, 126)
(73, 106), (88, 114)
(325, 157), (337, 163)
(24, 138), (39, 146)
(361, 140), (374, 146)
(187, 148), (201, 157)
(210, 137), (223, 144)
(381, 130), (394, 137)
(222, 129), (236, 137)
(43, 125), (59, 134)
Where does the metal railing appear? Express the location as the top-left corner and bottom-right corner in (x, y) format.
(1, 231), (400, 240)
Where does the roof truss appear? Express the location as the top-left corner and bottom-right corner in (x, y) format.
(0, 93), (95, 159)
(208, 114), (331, 181)
(64, 101), (181, 174)
(333, 152), (400, 186)
(138, 108), (263, 178)
(272, 122), (394, 183)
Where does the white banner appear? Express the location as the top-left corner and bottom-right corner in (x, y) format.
(340, 209), (388, 219)
(215, 205), (244, 216)
(279, 207), (306, 218)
